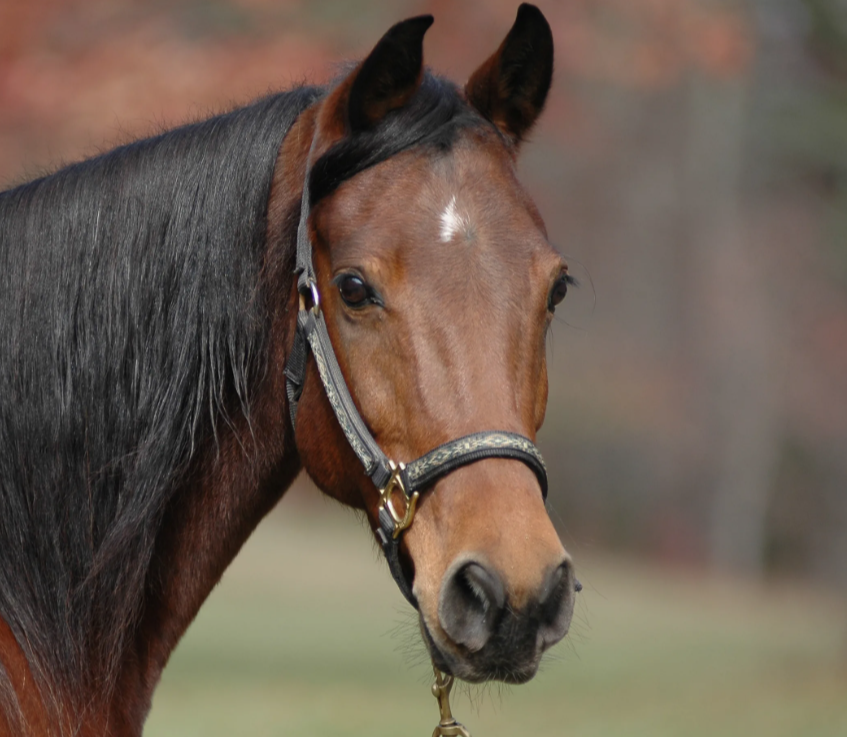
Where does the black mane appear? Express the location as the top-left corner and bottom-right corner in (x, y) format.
(0, 70), (481, 724)
(0, 85), (322, 718)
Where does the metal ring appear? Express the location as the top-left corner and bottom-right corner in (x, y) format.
(308, 279), (320, 316)
(299, 278), (321, 316)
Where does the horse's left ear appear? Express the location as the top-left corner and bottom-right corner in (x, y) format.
(465, 4), (554, 147)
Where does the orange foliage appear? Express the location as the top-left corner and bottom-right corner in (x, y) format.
(0, 0), (754, 180)
(0, 0), (332, 179)
(541, 0), (753, 88)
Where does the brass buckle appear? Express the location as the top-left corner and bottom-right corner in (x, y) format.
(378, 460), (419, 539)
(431, 667), (471, 737)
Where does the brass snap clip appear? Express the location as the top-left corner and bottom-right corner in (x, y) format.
(378, 460), (419, 538)
(431, 667), (471, 737)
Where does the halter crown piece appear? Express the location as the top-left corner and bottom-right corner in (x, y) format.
(283, 127), (550, 737)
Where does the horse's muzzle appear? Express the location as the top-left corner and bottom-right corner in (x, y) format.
(425, 556), (576, 683)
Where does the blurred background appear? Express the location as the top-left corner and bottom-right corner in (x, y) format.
(2, 1), (846, 735)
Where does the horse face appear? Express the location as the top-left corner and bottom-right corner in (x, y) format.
(294, 5), (576, 684)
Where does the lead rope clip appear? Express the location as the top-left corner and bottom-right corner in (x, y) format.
(431, 666), (471, 737)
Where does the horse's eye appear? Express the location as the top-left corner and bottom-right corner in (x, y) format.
(337, 274), (370, 308)
(548, 273), (571, 313)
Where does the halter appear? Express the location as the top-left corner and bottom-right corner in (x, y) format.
(283, 134), (549, 609)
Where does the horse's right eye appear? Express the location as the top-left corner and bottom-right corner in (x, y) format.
(337, 274), (370, 308)
(548, 271), (576, 313)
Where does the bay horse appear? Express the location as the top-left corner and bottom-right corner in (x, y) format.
(0, 5), (577, 736)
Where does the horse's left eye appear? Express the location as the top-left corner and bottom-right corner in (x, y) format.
(337, 274), (371, 308)
(548, 273), (571, 313)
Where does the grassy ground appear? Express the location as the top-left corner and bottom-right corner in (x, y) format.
(145, 492), (847, 737)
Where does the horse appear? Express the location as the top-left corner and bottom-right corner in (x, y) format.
(0, 5), (577, 735)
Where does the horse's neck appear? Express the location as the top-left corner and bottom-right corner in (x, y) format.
(119, 442), (302, 733)
(102, 116), (314, 736)
(1, 224), (303, 737)
(0, 104), (317, 736)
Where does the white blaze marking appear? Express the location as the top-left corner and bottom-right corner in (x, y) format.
(439, 195), (471, 242)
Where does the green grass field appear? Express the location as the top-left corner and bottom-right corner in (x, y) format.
(145, 491), (847, 737)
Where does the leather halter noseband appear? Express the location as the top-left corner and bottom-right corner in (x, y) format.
(283, 137), (548, 609)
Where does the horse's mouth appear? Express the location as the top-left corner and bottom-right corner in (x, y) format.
(418, 614), (542, 685)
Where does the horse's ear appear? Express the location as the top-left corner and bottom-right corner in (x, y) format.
(465, 4), (554, 147)
(347, 15), (434, 132)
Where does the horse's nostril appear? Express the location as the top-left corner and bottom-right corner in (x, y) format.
(537, 560), (576, 649)
(540, 562), (565, 601)
(439, 561), (505, 652)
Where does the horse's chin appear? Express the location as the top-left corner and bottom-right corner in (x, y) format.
(418, 615), (541, 685)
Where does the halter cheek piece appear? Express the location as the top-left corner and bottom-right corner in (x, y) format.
(283, 140), (549, 610)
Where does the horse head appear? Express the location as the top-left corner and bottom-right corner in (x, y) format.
(291, 4), (576, 685)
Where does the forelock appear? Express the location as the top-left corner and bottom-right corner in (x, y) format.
(308, 71), (488, 205)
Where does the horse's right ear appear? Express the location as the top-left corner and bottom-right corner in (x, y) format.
(465, 4), (554, 147)
(346, 15), (433, 132)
